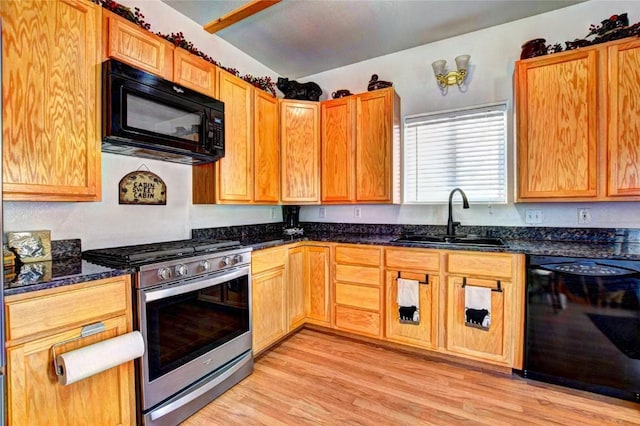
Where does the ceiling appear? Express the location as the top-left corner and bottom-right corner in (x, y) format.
(161, 0), (585, 78)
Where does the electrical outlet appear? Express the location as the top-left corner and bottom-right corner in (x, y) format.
(354, 207), (362, 218)
(319, 207), (326, 219)
(525, 209), (543, 224)
(269, 207), (276, 219)
(578, 208), (591, 224)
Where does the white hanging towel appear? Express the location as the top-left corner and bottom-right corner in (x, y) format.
(397, 278), (419, 324)
(465, 285), (491, 330)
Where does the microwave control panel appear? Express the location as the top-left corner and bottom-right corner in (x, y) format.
(208, 114), (224, 150)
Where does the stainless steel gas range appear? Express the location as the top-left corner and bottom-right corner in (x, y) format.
(83, 239), (253, 426)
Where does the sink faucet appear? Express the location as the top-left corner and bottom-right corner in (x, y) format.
(446, 188), (469, 237)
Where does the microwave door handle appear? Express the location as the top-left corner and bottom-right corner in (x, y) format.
(144, 266), (250, 302)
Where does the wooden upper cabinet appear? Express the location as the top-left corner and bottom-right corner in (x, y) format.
(320, 88), (400, 204)
(253, 90), (280, 203)
(216, 71), (254, 203)
(607, 39), (640, 197)
(515, 37), (640, 202)
(103, 9), (173, 79)
(280, 100), (321, 204)
(356, 88), (399, 202)
(173, 48), (217, 97)
(321, 97), (356, 203)
(1, 0), (102, 201)
(515, 48), (598, 200)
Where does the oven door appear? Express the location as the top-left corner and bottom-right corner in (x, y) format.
(137, 265), (252, 411)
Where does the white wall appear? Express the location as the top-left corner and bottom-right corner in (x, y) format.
(4, 0), (282, 249)
(298, 0), (640, 228)
(5, 1), (640, 249)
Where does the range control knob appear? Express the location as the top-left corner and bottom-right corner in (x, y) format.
(200, 260), (210, 271)
(175, 264), (188, 277)
(220, 256), (230, 267)
(232, 254), (243, 265)
(157, 267), (172, 280)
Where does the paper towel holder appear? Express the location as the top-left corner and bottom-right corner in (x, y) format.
(52, 322), (106, 376)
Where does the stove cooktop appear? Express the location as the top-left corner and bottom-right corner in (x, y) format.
(82, 239), (242, 267)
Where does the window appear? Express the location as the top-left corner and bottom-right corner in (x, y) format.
(403, 102), (507, 204)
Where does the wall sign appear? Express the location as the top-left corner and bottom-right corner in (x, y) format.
(119, 167), (167, 205)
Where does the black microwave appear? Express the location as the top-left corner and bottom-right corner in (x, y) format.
(102, 59), (224, 165)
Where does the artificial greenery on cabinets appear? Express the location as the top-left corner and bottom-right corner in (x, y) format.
(92, 0), (277, 96)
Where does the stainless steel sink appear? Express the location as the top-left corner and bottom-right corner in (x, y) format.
(392, 234), (506, 247)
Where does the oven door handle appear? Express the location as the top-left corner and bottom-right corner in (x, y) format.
(149, 351), (252, 422)
(144, 266), (250, 302)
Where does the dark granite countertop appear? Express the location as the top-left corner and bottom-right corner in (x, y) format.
(236, 230), (640, 261)
(4, 259), (132, 297)
(10, 225), (640, 296)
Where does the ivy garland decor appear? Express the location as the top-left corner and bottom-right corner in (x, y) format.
(93, 0), (277, 96)
(546, 13), (640, 55)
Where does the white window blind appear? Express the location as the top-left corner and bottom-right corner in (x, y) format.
(404, 103), (507, 204)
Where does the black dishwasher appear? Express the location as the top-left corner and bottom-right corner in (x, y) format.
(524, 255), (640, 402)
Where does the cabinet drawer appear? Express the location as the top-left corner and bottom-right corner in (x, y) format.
(447, 252), (514, 278)
(335, 305), (380, 337)
(6, 278), (129, 342)
(335, 245), (381, 266)
(385, 248), (440, 270)
(335, 264), (381, 286)
(252, 247), (287, 275)
(335, 283), (379, 310)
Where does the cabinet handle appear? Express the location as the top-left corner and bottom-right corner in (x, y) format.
(461, 277), (502, 292)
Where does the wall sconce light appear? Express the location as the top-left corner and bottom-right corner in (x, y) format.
(431, 55), (470, 90)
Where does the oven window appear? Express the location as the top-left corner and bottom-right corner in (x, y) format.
(145, 276), (249, 381)
(126, 92), (202, 142)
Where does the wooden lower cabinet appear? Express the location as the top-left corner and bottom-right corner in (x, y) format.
(385, 271), (438, 350)
(5, 277), (135, 426)
(305, 245), (330, 326)
(252, 267), (288, 354)
(384, 248), (440, 350)
(444, 251), (525, 368)
(445, 275), (514, 365)
(251, 247), (288, 354)
(250, 243), (524, 370)
(288, 246), (306, 330)
(332, 245), (383, 338)
(7, 316), (133, 426)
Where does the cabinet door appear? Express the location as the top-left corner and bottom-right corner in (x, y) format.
(280, 100), (320, 204)
(321, 97), (355, 203)
(252, 268), (287, 354)
(445, 276), (513, 366)
(2, 0), (102, 201)
(386, 272), (437, 349)
(515, 50), (598, 200)
(173, 48), (217, 97)
(607, 39), (640, 197)
(103, 10), (173, 79)
(254, 90), (280, 203)
(7, 315), (135, 426)
(356, 88), (395, 202)
(305, 245), (330, 325)
(216, 71), (254, 203)
(288, 246), (305, 330)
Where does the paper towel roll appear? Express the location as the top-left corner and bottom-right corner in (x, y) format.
(56, 331), (145, 386)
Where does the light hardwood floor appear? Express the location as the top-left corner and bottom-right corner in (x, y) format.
(182, 328), (640, 425)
